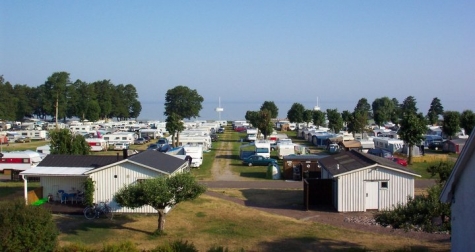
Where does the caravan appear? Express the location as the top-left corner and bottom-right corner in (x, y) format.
(85, 138), (109, 152)
(102, 132), (136, 145)
(0, 150), (43, 172)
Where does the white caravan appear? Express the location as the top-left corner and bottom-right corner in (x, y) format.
(0, 150), (43, 172)
(183, 145), (203, 168)
(85, 138), (109, 152)
(254, 140), (271, 158)
(102, 132), (136, 145)
(176, 135), (212, 151)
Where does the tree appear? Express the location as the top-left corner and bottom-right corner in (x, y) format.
(164, 86), (204, 145)
(442, 111), (461, 140)
(326, 109), (343, 133)
(114, 173), (206, 233)
(427, 97), (444, 125)
(255, 109), (274, 139)
(460, 110), (475, 135)
(44, 72), (70, 128)
(312, 110), (326, 128)
(390, 98), (400, 124)
(287, 103), (305, 129)
(372, 97), (395, 127)
(49, 129), (90, 154)
(0, 199), (59, 252)
(303, 109), (313, 127)
(354, 98), (372, 119)
(245, 110), (259, 128)
(341, 110), (351, 128)
(165, 113), (185, 147)
(398, 96), (426, 164)
(260, 101), (278, 118)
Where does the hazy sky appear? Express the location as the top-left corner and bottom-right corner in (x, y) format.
(1, 1), (474, 120)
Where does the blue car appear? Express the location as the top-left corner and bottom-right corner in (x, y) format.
(242, 155), (277, 167)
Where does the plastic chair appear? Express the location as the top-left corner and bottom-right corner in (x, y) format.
(57, 190), (70, 204)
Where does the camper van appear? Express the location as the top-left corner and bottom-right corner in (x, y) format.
(183, 145), (204, 168)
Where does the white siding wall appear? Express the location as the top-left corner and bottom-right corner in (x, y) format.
(451, 157), (475, 251)
(336, 167), (415, 212)
(39, 176), (88, 201)
(89, 163), (165, 213)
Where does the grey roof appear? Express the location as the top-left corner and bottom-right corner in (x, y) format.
(319, 150), (419, 177)
(126, 150), (187, 174)
(38, 155), (123, 168)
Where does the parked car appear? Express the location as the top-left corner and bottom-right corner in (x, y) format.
(156, 138), (171, 152)
(391, 157), (408, 167)
(15, 137), (31, 143)
(113, 142), (129, 150)
(217, 127), (225, 133)
(428, 140), (444, 151)
(242, 155), (277, 167)
(134, 138), (147, 145)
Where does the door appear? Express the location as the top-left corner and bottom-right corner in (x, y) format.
(365, 181), (379, 210)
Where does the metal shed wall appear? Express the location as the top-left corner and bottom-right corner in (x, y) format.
(336, 167), (415, 212)
(89, 162), (165, 213)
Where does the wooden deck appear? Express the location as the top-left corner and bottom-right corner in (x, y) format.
(41, 200), (85, 215)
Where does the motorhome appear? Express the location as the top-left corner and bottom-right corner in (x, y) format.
(85, 138), (109, 152)
(102, 132), (136, 145)
(0, 150), (43, 173)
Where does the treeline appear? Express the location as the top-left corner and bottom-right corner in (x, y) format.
(0, 72), (142, 122)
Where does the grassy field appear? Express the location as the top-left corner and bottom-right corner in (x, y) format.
(0, 178), (448, 251)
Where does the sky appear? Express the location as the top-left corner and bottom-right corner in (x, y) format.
(1, 1), (474, 121)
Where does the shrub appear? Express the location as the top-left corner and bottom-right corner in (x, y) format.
(150, 240), (198, 252)
(374, 184), (451, 233)
(0, 199), (59, 252)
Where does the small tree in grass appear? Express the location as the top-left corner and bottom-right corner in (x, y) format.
(114, 172), (206, 233)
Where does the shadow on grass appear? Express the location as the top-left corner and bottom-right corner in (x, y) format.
(55, 213), (157, 237)
(257, 236), (437, 252)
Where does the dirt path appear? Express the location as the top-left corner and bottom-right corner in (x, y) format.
(210, 132), (246, 181)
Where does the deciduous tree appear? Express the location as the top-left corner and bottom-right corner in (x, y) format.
(460, 110), (475, 135)
(164, 86), (204, 144)
(260, 101), (278, 119)
(114, 173), (206, 233)
(287, 103), (305, 128)
(398, 96), (426, 164)
(49, 129), (90, 155)
(326, 109), (343, 133)
(372, 97), (395, 127)
(442, 111), (461, 139)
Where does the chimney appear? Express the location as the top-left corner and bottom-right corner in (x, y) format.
(117, 152), (119, 161)
(122, 149), (128, 159)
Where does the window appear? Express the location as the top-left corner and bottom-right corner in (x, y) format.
(381, 181), (388, 189)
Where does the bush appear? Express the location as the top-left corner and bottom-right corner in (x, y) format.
(0, 199), (59, 252)
(150, 240), (198, 252)
(374, 184), (451, 233)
